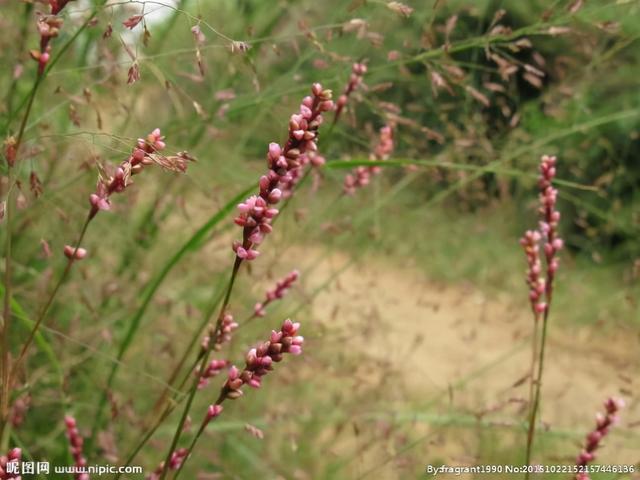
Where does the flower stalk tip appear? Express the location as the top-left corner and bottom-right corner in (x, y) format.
(232, 85), (333, 260)
(254, 270), (300, 318)
(574, 397), (624, 480)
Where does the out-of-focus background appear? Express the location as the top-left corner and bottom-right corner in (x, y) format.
(0, 0), (638, 478)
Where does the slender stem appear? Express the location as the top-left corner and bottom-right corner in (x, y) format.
(113, 350), (199, 480)
(0, 59), (46, 440)
(3, 1), (107, 133)
(115, 285), (230, 474)
(114, 403), (177, 480)
(0, 175), (15, 443)
(150, 286), (225, 416)
(175, 419), (209, 479)
(173, 393), (226, 479)
(115, 290), (226, 477)
(525, 314), (540, 428)
(10, 213), (92, 379)
(523, 307), (550, 478)
(158, 258), (242, 480)
(0, 0), (107, 446)
(3, 3), (33, 122)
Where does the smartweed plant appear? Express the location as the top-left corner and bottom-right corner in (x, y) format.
(0, 1), (636, 479)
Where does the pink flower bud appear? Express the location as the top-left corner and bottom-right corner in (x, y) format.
(534, 302), (546, 313)
(268, 142), (281, 161)
(63, 245), (87, 260)
(300, 105), (313, 119)
(206, 404), (223, 422)
(268, 188), (282, 203)
(245, 249), (259, 260)
(319, 100), (335, 112)
(228, 365), (239, 380)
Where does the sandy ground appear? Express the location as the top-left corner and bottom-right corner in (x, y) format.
(298, 247), (640, 479)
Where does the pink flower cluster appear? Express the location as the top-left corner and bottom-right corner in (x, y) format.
(520, 230), (545, 314)
(222, 319), (303, 400)
(520, 155), (563, 314)
(216, 312), (238, 349)
(232, 84), (334, 261)
(183, 321), (304, 474)
(254, 270), (300, 317)
(575, 397), (625, 480)
(334, 63), (368, 122)
(29, 1), (73, 74)
(64, 416), (89, 480)
(196, 359), (228, 390)
(344, 125), (394, 195)
(0, 448), (21, 480)
(31, 14), (64, 75)
(89, 129), (166, 218)
(538, 155), (563, 281)
(147, 449), (188, 480)
(372, 125), (395, 162)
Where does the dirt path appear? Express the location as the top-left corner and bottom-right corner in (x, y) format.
(300, 247), (639, 474)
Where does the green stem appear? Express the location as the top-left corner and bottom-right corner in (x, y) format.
(525, 313), (540, 440)
(3, 3), (33, 124)
(0, 57), (45, 442)
(10, 213), (92, 379)
(87, 184), (254, 454)
(114, 288), (227, 478)
(173, 391), (226, 479)
(157, 258), (242, 480)
(0, 174), (15, 444)
(4, 1), (106, 133)
(523, 306), (550, 477)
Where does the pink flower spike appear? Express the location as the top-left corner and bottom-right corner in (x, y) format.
(231, 84), (332, 261)
(344, 125), (394, 195)
(220, 319), (303, 401)
(333, 62), (368, 123)
(88, 128), (187, 219)
(252, 270), (300, 318)
(520, 156), (564, 317)
(574, 397), (624, 478)
(64, 415), (88, 480)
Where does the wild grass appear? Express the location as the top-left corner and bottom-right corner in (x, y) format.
(0, 0), (638, 479)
